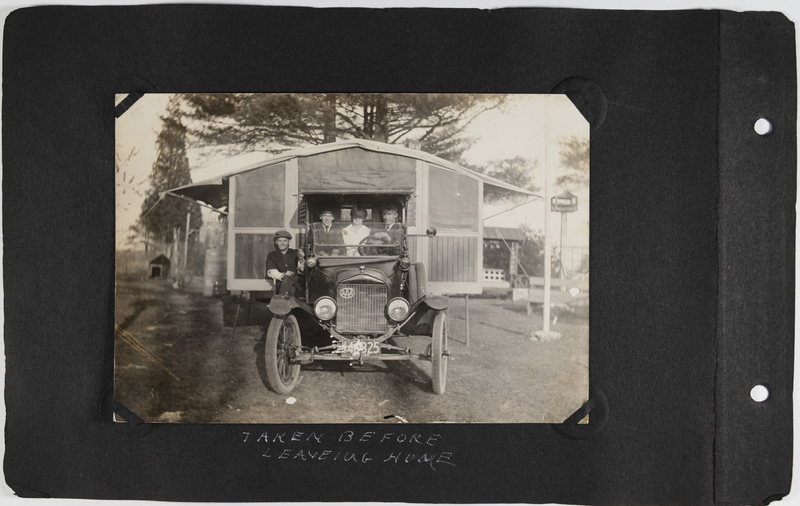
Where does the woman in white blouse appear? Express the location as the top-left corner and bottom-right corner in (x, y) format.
(342, 207), (371, 256)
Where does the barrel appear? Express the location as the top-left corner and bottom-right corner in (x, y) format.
(203, 221), (227, 297)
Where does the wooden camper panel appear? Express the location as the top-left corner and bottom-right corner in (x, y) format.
(427, 165), (480, 232)
(428, 236), (478, 283)
(412, 160), (427, 268)
(406, 192), (417, 227)
(233, 233), (273, 279)
(233, 163), (286, 228)
(407, 235), (418, 263)
(423, 163), (483, 294)
(228, 161), (291, 291)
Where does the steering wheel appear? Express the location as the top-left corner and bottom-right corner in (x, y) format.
(358, 234), (392, 256)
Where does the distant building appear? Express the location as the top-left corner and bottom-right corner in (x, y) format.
(482, 227), (526, 288)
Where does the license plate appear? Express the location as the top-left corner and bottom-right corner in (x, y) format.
(336, 338), (381, 358)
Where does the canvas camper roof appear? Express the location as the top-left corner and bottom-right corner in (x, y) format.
(167, 139), (539, 205)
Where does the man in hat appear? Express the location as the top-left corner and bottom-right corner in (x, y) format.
(266, 230), (304, 296)
(314, 209), (344, 256)
(373, 203), (403, 255)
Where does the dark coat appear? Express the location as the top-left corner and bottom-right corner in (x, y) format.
(265, 248), (303, 295)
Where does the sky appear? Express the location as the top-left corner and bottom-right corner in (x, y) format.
(115, 94), (590, 250)
(115, 93), (171, 245)
(464, 95), (589, 250)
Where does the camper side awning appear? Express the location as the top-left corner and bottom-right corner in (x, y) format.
(476, 173), (540, 198)
(166, 178), (229, 209)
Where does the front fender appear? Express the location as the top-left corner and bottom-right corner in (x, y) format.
(269, 296), (316, 318)
(268, 296), (295, 316)
(425, 295), (448, 311)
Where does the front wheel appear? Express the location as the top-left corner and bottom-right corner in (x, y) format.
(265, 315), (302, 394)
(431, 312), (448, 394)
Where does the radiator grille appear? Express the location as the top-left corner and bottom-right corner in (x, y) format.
(336, 282), (388, 333)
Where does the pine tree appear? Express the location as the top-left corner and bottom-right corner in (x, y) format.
(180, 93), (506, 163)
(557, 135), (590, 189)
(138, 96), (202, 262)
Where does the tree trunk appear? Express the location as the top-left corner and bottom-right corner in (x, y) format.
(363, 102), (373, 138)
(322, 94), (337, 143)
(373, 95), (388, 142)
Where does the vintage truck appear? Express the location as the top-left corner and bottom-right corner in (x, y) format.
(168, 139), (537, 394)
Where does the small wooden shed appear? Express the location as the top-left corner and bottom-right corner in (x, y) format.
(168, 140), (538, 295)
(482, 226), (527, 287)
(149, 254), (171, 278)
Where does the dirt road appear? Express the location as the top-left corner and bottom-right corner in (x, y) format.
(114, 277), (588, 424)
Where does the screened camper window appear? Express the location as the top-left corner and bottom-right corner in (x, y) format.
(406, 195), (416, 227)
(234, 163), (285, 227)
(428, 166), (479, 231)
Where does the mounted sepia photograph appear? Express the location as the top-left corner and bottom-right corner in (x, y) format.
(114, 93), (589, 423)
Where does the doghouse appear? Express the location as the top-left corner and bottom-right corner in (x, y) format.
(148, 254), (171, 278)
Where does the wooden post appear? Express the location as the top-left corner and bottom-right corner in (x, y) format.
(232, 291), (241, 339)
(510, 241), (520, 287)
(508, 241), (515, 286)
(202, 221), (227, 297)
(245, 291), (253, 326)
(560, 211), (567, 288)
(465, 294), (470, 346)
(542, 98), (552, 334)
(173, 226), (180, 278)
(183, 212), (190, 277)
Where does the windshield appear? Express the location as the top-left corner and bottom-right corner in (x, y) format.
(310, 221), (405, 257)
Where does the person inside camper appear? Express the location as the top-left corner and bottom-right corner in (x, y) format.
(373, 203), (402, 255)
(315, 209), (344, 256)
(342, 207), (371, 256)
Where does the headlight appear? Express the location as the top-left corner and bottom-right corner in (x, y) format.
(314, 297), (336, 320)
(306, 256), (317, 268)
(398, 256), (411, 271)
(386, 298), (410, 322)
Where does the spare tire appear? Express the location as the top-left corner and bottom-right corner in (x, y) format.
(408, 264), (418, 303)
(408, 262), (427, 303)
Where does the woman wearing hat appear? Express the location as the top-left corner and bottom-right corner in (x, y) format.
(265, 230), (304, 296)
